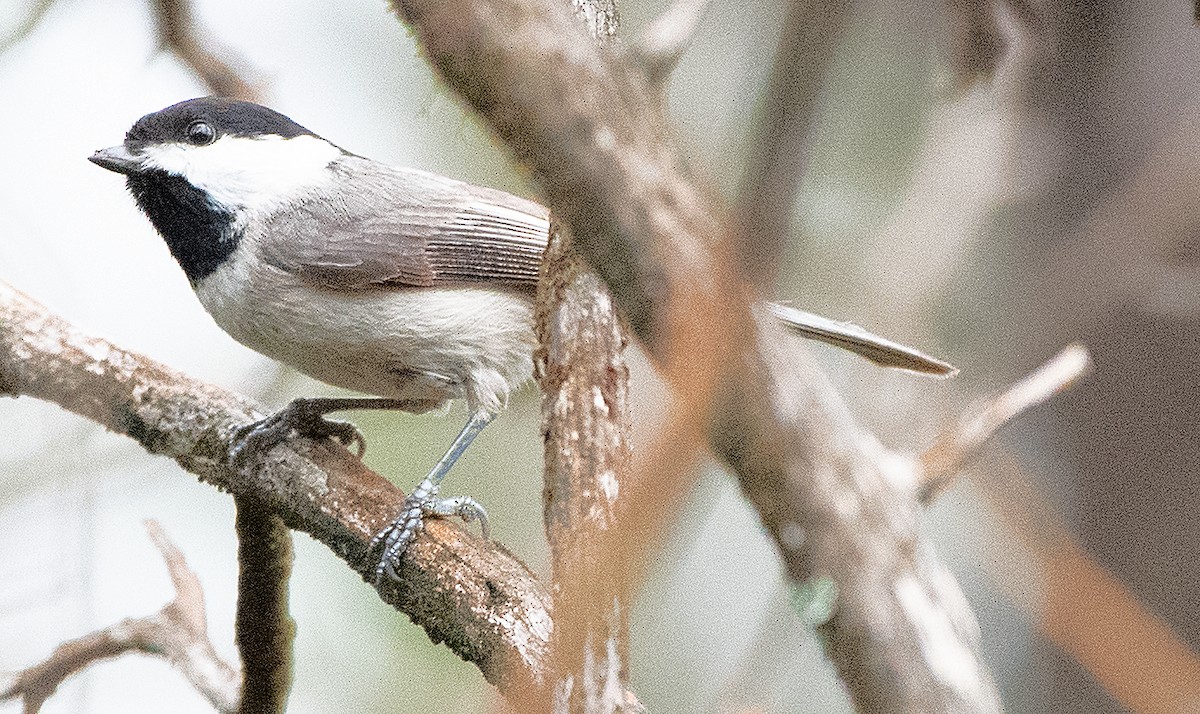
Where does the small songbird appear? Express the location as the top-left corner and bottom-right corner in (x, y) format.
(89, 97), (954, 586)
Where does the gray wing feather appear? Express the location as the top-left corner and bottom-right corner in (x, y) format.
(260, 157), (549, 290)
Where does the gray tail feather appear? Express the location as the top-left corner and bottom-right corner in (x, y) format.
(769, 303), (957, 377)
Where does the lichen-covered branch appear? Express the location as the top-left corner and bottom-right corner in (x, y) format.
(0, 279), (552, 695)
(534, 226), (639, 713)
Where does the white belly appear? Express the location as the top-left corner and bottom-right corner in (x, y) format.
(193, 248), (535, 413)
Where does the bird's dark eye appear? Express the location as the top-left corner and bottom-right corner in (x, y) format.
(186, 121), (216, 146)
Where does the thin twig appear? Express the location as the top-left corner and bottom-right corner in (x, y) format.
(0, 521), (240, 714)
(733, 0), (851, 287)
(919, 343), (1091, 501)
(0, 279), (553, 695)
(150, 0), (260, 101)
(628, 0), (710, 88)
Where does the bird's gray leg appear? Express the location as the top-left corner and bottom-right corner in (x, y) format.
(371, 409), (497, 587)
(229, 396), (440, 464)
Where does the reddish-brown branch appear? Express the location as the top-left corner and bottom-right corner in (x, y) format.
(150, 0), (260, 101)
(977, 452), (1200, 714)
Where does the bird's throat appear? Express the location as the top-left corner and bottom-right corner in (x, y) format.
(126, 171), (241, 284)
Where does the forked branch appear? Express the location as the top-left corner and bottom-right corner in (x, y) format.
(0, 521), (240, 714)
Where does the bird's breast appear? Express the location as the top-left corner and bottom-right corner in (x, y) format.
(192, 245), (536, 411)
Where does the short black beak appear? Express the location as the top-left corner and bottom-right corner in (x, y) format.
(89, 145), (142, 175)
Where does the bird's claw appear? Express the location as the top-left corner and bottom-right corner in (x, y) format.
(228, 399), (366, 465)
(425, 496), (491, 539)
(370, 491), (491, 588)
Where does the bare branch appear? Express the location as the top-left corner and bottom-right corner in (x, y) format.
(233, 498), (295, 714)
(0, 521), (240, 714)
(733, 0), (851, 286)
(0, 279), (552, 695)
(919, 344), (1091, 501)
(534, 2), (640, 710)
(628, 0), (710, 88)
(150, 0), (261, 101)
(534, 226), (639, 713)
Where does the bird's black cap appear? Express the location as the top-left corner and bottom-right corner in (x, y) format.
(125, 97), (318, 146)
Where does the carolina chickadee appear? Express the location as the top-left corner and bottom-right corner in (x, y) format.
(90, 97), (953, 586)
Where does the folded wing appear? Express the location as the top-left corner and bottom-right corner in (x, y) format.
(258, 157), (549, 291)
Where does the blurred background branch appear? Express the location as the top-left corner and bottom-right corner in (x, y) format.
(629, 0), (709, 88)
(0, 0), (56, 55)
(943, 0), (1043, 87)
(0, 521), (240, 714)
(977, 450), (1200, 714)
(733, 0), (850, 286)
(150, 0), (259, 100)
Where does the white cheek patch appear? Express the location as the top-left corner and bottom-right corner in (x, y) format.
(137, 134), (342, 212)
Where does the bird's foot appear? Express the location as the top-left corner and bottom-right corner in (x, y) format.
(369, 488), (490, 588)
(229, 398), (366, 465)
